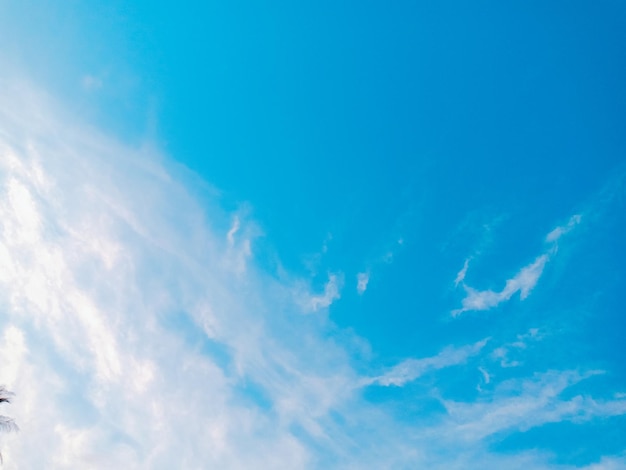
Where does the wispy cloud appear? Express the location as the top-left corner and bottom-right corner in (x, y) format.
(355, 237), (404, 298)
(1, 76), (623, 470)
(545, 214), (582, 243)
(478, 366), (491, 385)
(299, 273), (344, 312)
(488, 327), (544, 368)
(0, 80), (358, 467)
(454, 254), (548, 316)
(356, 271), (369, 295)
(454, 257), (471, 287)
(227, 215), (241, 246)
(453, 215), (582, 316)
(224, 213), (257, 275)
(363, 339), (488, 387)
(440, 370), (626, 442)
(301, 233), (333, 277)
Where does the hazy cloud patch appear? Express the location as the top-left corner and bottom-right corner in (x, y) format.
(356, 271), (370, 295)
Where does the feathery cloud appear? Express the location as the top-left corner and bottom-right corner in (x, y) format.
(453, 215), (583, 316)
(363, 339), (488, 387)
(440, 370), (625, 442)
(545, 214), (582, 243)
(454, 257), (471, 287)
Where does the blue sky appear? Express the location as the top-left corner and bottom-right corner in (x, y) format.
(0, 1), (625, 468)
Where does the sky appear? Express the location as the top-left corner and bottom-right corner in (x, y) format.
(0, 1), (625, 468)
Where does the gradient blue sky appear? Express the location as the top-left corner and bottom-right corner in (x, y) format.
(0, 1), (625, 468)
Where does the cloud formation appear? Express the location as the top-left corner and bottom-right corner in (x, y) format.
(441, 370), (626, 442)
(454, 257), (471, 287)
(453, 215), (582, 316)
(0, 81), (361, 468)
(356, 271), (369, 295)
(299, 273), (344, 312)
(454, 254), (549, 315)
(363, 339), (489, 387)
(0, 77), (623, 470)
(545, 214), (582, 243)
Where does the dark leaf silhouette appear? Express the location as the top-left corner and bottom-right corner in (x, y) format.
(0, 386), (17, 465)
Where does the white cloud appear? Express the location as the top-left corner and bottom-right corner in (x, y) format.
(493, 327), (544, 367)
(224, 214), (256, 275)
(581, 456), (626, 470)
(545, 214), (582, 243)
(355, 236), (404, 298)
(454, 257), (471, 287)
(478, 367), (491, 385)
(364, 339), (488, 387)
(227, 215), (240, 246)
(453, 213), (583, 316)
(454, 254), (548, 316)
(356, 271), (369, 295)
(2, 80), (420, 468)
(300, 273), (344, 312)
(0, 75), (623, 470)
(0, 81), (343, 468)
(440, 370), (626, 442)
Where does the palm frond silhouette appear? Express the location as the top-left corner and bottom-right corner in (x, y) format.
(0, 386), (18, 464)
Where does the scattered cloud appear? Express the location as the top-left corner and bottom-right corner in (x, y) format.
(322, 232), (332, 253)
(356, 236), (404, 298)
(490, 329), (543, 368)
(453, 255), (548, 316)
(546, 214), (582, 243)
(300, 273), (344, 312)
(224, 213), (256, 275)
(302, 233), (333, 276)
(454, 257), (471, 287)
(478, 366), (491, 385)
(491, 347), (521, 368)
(356, 271), (369, 295)
(440, 370), (625, 442)
(453, 215), (583, 316)
(363, 339), (489, 387)
(227, 215), (241, 246)
(1, 75), (624, 470)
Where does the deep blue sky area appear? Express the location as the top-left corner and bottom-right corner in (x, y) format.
(1, 0), (626, 467)
(148, 1), (626, 290)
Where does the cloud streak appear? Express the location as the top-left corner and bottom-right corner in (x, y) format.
(441, 370), (625, 442)
(363, 339), (489, 387)
(453, 215), (582, 316)
(454, 254), (549, 315)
